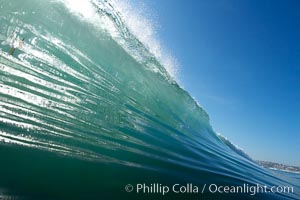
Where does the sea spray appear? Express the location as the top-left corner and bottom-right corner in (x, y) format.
(0, 0), (299, 199)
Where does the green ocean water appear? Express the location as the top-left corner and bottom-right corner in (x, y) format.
(0, 0), (299, 199)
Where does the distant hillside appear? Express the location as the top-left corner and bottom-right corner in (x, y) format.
(256, 160), (300, 173)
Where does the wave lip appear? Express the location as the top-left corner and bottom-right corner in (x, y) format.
(0, 0), (299, 199)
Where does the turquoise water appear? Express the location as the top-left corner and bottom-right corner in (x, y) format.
(0, 0), (299, 199)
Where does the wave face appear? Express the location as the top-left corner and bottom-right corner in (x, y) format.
(0, 0), (299, 199)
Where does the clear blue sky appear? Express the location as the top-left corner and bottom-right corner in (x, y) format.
(137, 0), (300, 166)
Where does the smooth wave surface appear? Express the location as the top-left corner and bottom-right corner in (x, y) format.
(0, 0), (299, 199)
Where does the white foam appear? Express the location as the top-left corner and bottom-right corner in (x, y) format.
(111, 0), (179, 79)
(55, 0), (96, 20)
(53, 0), (179, 80)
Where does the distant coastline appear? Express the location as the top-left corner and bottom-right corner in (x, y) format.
(256, 160), (300, 174)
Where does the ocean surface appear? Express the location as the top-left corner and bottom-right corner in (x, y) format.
(0, 0), (299, 199)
